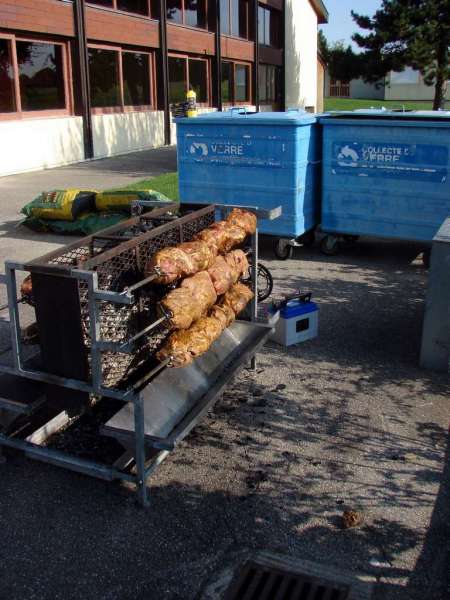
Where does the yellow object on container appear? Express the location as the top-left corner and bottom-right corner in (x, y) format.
(21, 189), (97, 221)
(186, 89), (197, 118)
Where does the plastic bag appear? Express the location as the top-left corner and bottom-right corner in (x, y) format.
(21, 189), (97, 221)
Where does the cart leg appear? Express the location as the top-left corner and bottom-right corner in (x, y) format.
(134, 394), (149, 508)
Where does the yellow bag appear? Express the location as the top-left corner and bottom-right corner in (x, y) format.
(95, 189), (174, 213)
(21, 189), (97, 221)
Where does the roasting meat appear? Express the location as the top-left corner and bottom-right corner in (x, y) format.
(148, 246), (195, 284)
(210, 303), (235, 328)
(160, 271), (217, 330)
(207, 249), (249, 294)
(159, 287), (203, 330)
(147, 241), (215, 285)
(207, 255), (235, 294)
(226, 208), (257, 235)
(194, 220), (247, 253)
(181, 270), (217, 310)
(221, 282), (254, 315)
(147, 209), (256, 284)
(225, 249), (249, 281)
(158, 283), (254, 367)
(179, 240), (217, 271)
(157, 315), (224, 367)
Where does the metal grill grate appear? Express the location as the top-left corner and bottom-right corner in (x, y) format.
(226, 561), (350, 600)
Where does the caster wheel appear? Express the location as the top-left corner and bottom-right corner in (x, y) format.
(422, 248), (431, 268)
(320, 235), (340, 256)
(297, 230), (315, 248)
(274, 238), (293, 260)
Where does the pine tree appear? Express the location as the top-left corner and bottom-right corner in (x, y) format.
(318, 30), (330, 63)
(352, 0), (449, 110)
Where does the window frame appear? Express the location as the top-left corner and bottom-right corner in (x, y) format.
(88, 43), (155, 114)
(86, 0), (158, 20)
(168, 53), (211, 106)
(0, 33), (72, 121)
(221, 0), (250, 39)
(221, 60), (252, 105)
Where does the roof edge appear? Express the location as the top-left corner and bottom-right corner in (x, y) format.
(309, 0), (328, 24)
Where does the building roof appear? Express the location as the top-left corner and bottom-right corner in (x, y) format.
(309, 0), (328, 24)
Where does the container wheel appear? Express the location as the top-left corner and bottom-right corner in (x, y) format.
(274, 238), (294, 260)
(297, 230), (315, 247)
(320, 235), (340, 256)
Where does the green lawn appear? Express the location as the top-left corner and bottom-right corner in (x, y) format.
(118, 172), (179, 200)
(324, 97), (449, 111)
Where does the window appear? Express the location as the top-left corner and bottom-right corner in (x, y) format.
(168, 55), (209, 104)
(221, 61), (232, 102)
(117, 0), (148, 14)
(88, 46), (153, 110)
(168, 56), (186, 103)
(167, 0), (207, 28)
(258, 5), (280, 47)
(259, 63), (281, 104)
(221, 0), (249, 39)
(189, 59), (208, 102)
(0, 39), (16, 113)
(17, 41), (66, 111)
(87, 0), (158, 18)
(123, 52), (151, 106)
(88, 48), (120, 108)
(0, 35), (69, 118)
(222, 60), (251, 104)
(88, 0), (113, 6)
(235, 64), (249, 101)
(185, 0), (206, 27)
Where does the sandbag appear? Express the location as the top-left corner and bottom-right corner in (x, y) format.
(21, 189), (97, 221)
(95, 189), (175, 213)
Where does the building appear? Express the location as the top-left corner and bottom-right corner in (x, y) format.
(325, 66), (449, 104)
(385, 67), (450, 102)
(0, 0), (328, 177)
(325, 71), (384, 101)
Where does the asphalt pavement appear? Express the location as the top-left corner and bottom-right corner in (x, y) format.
(0, 153), (448, 600)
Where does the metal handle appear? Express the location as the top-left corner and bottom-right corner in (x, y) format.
(272, 291), (312, 311)
(229, 106), (248, 117)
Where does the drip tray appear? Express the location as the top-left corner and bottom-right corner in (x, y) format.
(101, 320), (272, 450)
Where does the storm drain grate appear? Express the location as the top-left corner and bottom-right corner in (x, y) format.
(225, 560), (350, 600)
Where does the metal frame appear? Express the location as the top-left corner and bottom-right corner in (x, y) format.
(0, 204), (280, 507)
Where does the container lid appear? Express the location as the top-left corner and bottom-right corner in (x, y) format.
(278, 300), (319, 319)
(319, 108), (450, 124)
(175, 108), (316, 126)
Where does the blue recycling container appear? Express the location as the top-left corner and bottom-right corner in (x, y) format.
(319, 110), (450, 242)
(175, 109), (321, 238)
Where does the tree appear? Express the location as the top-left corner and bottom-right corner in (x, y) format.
(327, 41), (363, 82)
(318, 30), (330, 63)
(352, 0), (450, 110)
